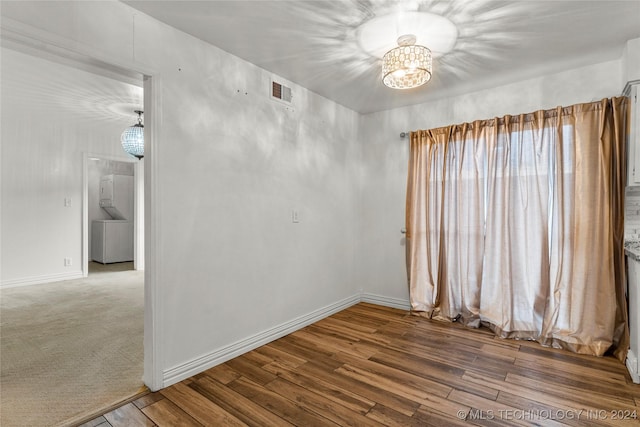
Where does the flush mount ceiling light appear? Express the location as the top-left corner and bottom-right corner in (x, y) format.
(121, 110), (144, 159)
(357, 11), (458, 89)
(382, 34), (432, 89)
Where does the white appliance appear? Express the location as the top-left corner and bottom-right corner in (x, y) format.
(92, 220), (134, 263)
(92, 174), (134, 264)
(99, 174), (133, 220)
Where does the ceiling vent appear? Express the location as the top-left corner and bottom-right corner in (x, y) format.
(271, 80), (292, 103)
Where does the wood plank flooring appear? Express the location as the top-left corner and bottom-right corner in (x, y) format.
(79, 303), (639, 426)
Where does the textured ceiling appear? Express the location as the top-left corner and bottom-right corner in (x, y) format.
(1, 47), (143, 128)
(124, 0), (640, 113)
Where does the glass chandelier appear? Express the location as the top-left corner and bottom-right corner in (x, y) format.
(382, 34), (432, 90)
(121, 110), (144, 159)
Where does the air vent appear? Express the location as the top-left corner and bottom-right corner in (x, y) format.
(272, 80), (292, 103)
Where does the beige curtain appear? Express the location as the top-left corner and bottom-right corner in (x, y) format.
(406, 97), (629, 360)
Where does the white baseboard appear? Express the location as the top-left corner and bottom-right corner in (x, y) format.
(162, 293), (361, 387)
(626, 349), (639, 384)
(361, 292), (411, 310)
(1, 271), (84, 289)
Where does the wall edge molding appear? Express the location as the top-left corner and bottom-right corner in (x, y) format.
(626, 350), (640, 384)
(1, 271), (84, 289)
(162, 293), (362, 387)
(361, 292), (411, 310)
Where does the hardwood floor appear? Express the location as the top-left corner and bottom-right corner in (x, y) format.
(79, 303), (639, 426)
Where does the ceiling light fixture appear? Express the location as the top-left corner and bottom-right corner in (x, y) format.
(121, 110), (144, 159)
(382, 34), (432, 89)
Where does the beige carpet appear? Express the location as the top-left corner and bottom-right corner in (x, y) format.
(0, 263), (144, 426)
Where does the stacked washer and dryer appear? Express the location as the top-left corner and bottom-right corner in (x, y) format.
(91, 174), (134, 264)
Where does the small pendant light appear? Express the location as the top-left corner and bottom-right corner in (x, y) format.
(121, 110), (144, 159)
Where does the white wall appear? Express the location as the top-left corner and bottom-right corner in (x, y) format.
(623, 37), (640, 84)
(356, 58), (624, 304)
(144, 27), (361, 377)
(0, 47), (142, 287)
(1, 0), (361, 386)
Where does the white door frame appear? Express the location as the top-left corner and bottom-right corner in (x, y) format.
(2, 18), (164, 391)
(82, 152), (142, 276)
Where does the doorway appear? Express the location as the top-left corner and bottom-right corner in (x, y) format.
(83, 156), (142, 276)
(0, 37), (159, 425)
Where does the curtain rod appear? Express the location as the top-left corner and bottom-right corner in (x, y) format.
(400, 131), (410, 138)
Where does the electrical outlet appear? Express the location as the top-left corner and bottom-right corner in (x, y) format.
(64, 257), (72, 267)
(64, 198), (72, 207)
(292, 209), (300, 223)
